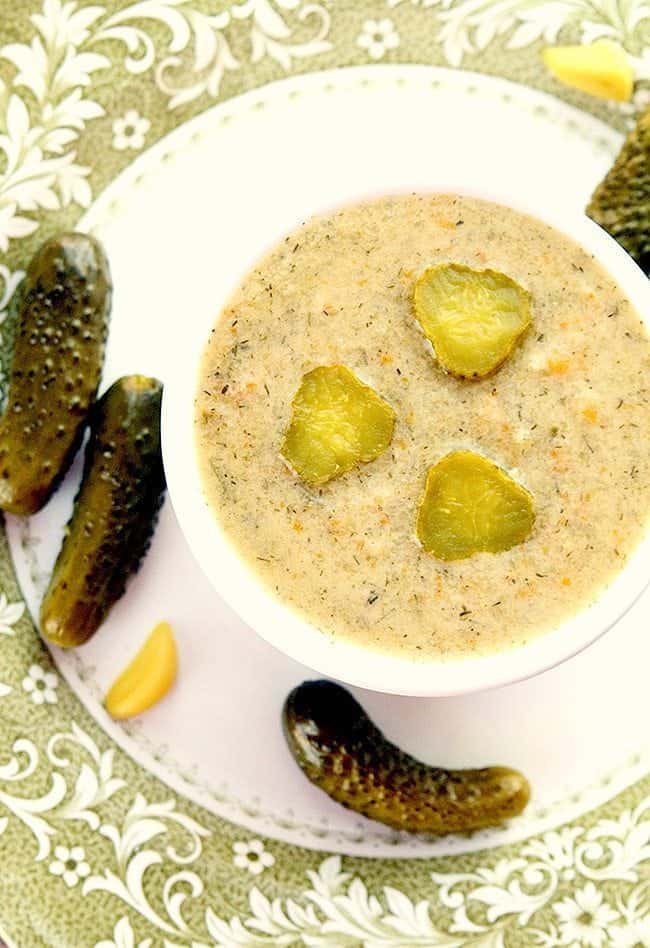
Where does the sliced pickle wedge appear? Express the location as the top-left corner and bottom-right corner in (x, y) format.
(417, 450), (535, 560)
(413, 264), (531, 379)
(281, 365), (395, 485)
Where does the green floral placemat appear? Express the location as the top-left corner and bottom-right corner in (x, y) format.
(1, 2), (650, 946)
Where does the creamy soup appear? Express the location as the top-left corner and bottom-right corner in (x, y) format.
(195, 195), (650, 661)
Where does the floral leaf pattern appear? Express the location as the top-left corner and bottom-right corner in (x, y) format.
(115, 812), (650, 947)
(0, 593), (25, 635)
(0, 1), (650, 946)
(97, 916), (154, 948)
(0, 266), (25, 333)
(47, 723), (127, 829)
(386, 0), (650, 67)
(0, 0), (331, 251)
(0, 0), (106, 251)
(1, 710), (649, 948)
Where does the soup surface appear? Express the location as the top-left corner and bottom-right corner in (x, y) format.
(196, 194), (650, 660)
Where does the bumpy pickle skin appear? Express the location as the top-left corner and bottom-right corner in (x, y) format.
(413, 264), (531, 379)
(283, 680), (531, 835)
(40, 376), (166, 648)
(588, 106), (650, 273)
(417, 450), (535, 561)
(0, 233), (112, 515)
(281, 365), (396, 485)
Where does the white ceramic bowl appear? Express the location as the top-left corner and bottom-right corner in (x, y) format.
(162, 188), (650, 697)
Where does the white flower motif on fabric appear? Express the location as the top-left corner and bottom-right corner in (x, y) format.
(523, 826), (583, 881)
(96, 917), (152, 948)
(22, 663), (59, 705)
(357, 18), (400, 61)
(49, 845), (91, 888)
(552, 882), (619, 947)
(0, 683), (11, 699)
(233, 838), (275, 876)
(610, 917), (650, 947)
(0, 0), (331, 251)
(0, 0), (105, 251)
(0, 593), (25, 636)
(0, 198), (38, 252)
(0, 729), (646, 948)
(0, 267), (25, 333)
(112, 110), (151, 151)
(609, 884), (650, 946)
(385, 0), (650, 68)
(0, 724), (128, 871)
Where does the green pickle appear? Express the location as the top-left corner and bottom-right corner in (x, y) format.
(588, 105), (650, 273)
(281, 365), (395, 485)
(40, 376), (166, 648)
(0, 233), (112, 515)
(417, 450), (535, 560)
(413, 263), (531, 379)
(284, 680), (531, 835)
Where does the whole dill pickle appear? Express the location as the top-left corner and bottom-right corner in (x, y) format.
(40, 376), (166, 648)
(588, 106), (650, 273)
(0, 233), (111, 514)
(283, 680), (530, 836)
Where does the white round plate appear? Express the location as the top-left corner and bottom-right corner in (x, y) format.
(8, 66), (650, 860)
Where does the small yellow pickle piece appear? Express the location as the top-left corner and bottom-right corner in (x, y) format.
(105, 621), (177, 720)
(417, 451), (535, 560)
(542, 40), (633, 103)
(281, 365), (395, 485)
(413, 264), (531, 379)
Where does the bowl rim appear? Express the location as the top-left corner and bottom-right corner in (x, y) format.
(162, 185), (650, 697)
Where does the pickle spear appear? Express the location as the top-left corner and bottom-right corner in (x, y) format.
(40, 376), (165, 648)
(0, 233), (111, 514)
(413, 264), (531, 379)
(283, 680), (530, 835)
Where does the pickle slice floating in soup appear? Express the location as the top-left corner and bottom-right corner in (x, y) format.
(413, 264), (531, 379)
(281, 365), (395, 485)
(417, 450), (535, 560)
